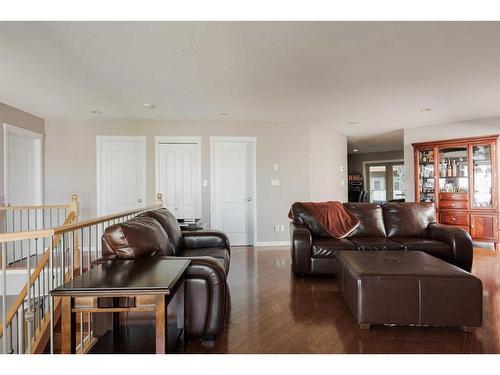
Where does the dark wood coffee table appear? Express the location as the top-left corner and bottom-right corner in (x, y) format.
(50, 257), (190, 354)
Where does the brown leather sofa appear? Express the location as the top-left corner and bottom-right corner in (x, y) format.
(289, 202), (473, 275)
(98, 208), (230, 340)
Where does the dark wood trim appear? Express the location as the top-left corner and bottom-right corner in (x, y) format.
(51, 289), (173, 297)
(412, 134), (499, 148)
(71, 306), (156, 313)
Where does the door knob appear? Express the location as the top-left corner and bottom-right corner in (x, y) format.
(246, 197), (252, 202)
(137, 199), (142, 203)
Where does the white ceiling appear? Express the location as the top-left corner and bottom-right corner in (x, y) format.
(348, 129), (404, 154)
(1, 22), (500, 148)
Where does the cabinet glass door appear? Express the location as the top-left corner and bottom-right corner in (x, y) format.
(418, 149), (435, 203)
(438, 146), (468, 194)
(472, 144), (493, 208)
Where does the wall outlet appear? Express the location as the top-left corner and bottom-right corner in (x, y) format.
(273, 163), (279, 171)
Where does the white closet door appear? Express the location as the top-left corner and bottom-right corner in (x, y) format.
(157, 143), (201, 219)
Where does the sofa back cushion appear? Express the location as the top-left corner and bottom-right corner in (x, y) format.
(383, 202), (436, 238)
(343, 203), (387, 237)
(141, 208), (184, 254)
(289, 202), (330, 237)
(102, 216), (172, 259)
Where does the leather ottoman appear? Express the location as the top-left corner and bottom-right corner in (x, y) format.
(336, 251), (482, 330)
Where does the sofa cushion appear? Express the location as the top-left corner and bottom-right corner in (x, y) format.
(312, 238), (356, 258)
(102, 216), (171, 259)
(343, 203), (387, 237)
(391, 237), (452, 261)
(180, 248), (230, 275)
(289, 202), (330, 237)
(141, 208), (184, 254)
(348, 237), (405, 251)
(383, 202), (436, 238)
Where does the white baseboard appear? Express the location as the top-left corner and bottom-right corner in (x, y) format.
(254, 241), (289, 247)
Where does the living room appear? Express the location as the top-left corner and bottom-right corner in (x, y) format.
(1, 0), (500, 373)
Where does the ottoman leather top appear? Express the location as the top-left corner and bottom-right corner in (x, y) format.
(337, 250), (472, 278)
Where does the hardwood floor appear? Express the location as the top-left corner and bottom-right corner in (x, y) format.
(183, 246), (500, 354)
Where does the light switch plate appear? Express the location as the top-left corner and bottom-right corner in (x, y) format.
(202, 179), (208, 187)
(271, 178), (280, 186)
(273, 163), (279, 171)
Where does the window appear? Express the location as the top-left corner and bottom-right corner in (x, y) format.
(366, 162), (405, 203)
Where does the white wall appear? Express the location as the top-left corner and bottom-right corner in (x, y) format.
(309, 125), (348, 202)
(44, 119), (347, 243)
(404, 116), (500, 201)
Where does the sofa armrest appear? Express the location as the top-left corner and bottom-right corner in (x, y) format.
(162, 255), (228, 338)
(427, 223), (473, 272)
(183, 230), (230, 252)
(290, 221), (312, 275)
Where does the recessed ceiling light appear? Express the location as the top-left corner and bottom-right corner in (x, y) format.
(218, 112), (229, 116)
(143, 103), (155, 109)
(420, 108), (432, 112)
(352, 149), (359, 152)
(347, 121), (359, 125)
(91, 110), (102, 115)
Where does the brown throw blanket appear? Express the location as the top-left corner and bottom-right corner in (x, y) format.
(289, 201), (360, 239)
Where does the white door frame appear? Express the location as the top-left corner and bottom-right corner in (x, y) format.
(3, 123), (43, 206)
(154, 136), (202, 217)
(210, 136), (257, 245)
(96, 135), (147, 216)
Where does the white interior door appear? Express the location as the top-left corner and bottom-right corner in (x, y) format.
(156, 141), (201, 219)
(211, 138), (255, 246)
(4, 125), (42, 208)
(97, 137), (146, 215)
(3, 124), (43, 262)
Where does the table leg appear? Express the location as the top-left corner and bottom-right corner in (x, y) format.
(155, 294), (167, 354)
(61, 296), (76, 354)
(112, 297), (120, 339)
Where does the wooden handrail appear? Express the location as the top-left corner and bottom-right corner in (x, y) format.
(0, 229), (55, 243)
(53, 194), (163, 235)
(0, 205), (71, 211)
(0, 211), (75, 339)
(0, 194), (79, 213)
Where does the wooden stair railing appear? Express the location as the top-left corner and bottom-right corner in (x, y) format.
(0, 195), (79, 354)
(0, 195), (79, 268)
(0, 193), (163, 354)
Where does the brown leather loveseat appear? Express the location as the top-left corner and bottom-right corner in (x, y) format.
(99, 208), (230, 340)
(289, 202), (473, 275)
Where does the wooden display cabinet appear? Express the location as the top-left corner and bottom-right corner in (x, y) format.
(413, 134), (499, 250)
